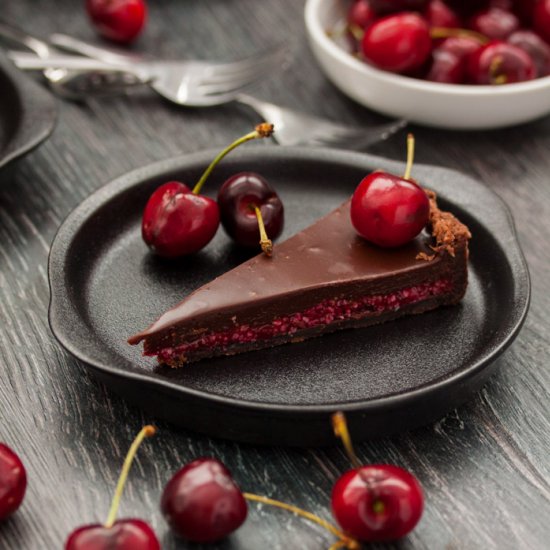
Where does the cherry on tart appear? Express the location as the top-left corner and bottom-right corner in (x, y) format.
(0, 443), (27, 520)
(65, 426), (159, 550)
(141, 123), (274, 258)
(467, 40), (536, 84)
(361, 13), (432, 73)
(331, 412), (424, 542)
(86, 0), (147, 44)
(351, 134), (430, 248)
(218, 172), (284, 254)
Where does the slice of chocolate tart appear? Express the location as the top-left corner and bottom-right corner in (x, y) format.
(129, 191), (470, 366)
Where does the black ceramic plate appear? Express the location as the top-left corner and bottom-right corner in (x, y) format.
(48, 147), (530, 446)
(0, 51), (57, 171)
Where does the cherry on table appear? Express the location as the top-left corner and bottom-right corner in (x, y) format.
(86, 0), (147, 44)
(64, 426), (159, 550)
(331, 465), (424, 542)
(468, 7), (519, 40)
(141, 123), (274, 258)
(361, 13), (432, 73)
(161, 458), (248, 543)
(0, 443), (27, 520)
(467, 40), (536, 84)
(65, 520), (159, 550)
(330, 412), (424, 543)
(350, 134), (430, 248)
(218, 172), (284, 253)
(508, 30), (550, 78)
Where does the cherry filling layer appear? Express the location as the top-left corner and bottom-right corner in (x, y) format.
(155, 278), (453, 362)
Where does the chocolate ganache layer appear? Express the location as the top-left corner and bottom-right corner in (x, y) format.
(129, 191), (471, 366)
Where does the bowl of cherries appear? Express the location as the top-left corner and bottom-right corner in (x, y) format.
(305, 0), (550, 129)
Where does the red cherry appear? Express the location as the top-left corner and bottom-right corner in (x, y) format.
(142, 181), (219, 258)
(161, 458), (247, 543)
(437, 36), (483, 60)
(361, 13), (432, 73)
(534, 0), (550, 44)
(331, 465), (424, 542)
(86, 0), (147, 44)
(426, 48), (465, 83)
(369, 0), (428, 15)
(65, 520), (160, 550)
(141, 124), (274, 258)
(351, 171), (430, 247)
(348, 0), (377, 30)
(467, 40), (536, 84)
(508, 30), (550, 77)
(64, 426), (158, 550)
(443, 0), (490, 17)
(468, 7), (519, 40)
(0, 443), (27, 520)
(424, 0), (461, 28)
(512, 0), (536, 25)
(217, 172), (284, 249)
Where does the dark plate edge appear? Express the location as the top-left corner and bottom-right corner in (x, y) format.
(47, 146), (531, 418)
(0, 52), (57, 171)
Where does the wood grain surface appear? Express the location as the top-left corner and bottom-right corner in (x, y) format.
(1, 1), (549, 548)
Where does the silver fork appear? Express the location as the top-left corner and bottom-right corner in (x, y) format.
(48, 33), (407, 149)
(10, 48), (287, 107)
(0, 21), (145, 98)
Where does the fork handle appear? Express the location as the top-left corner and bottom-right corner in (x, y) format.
(9, 51), (141, 72)
(50, 33), (145, 65)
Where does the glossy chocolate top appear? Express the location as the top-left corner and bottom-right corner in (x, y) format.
(129, 200), (441, 344)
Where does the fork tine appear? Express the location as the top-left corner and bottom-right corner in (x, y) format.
(205, 45), (289, 76)
(197, 52), (284, 94)
(200, 56), (285, 86)
(198, 72), (270, 97)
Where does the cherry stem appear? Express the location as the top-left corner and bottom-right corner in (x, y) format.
(490, 56), (507, 85)
(331, 412), (362, 470)
(249, 204), (273, 256)
(192, 123), (274, 195)
(430, 27), (489, 44)
(243, 493), (360, 550)
(403, 133), (415, 181)
(104, 425), (156, 529)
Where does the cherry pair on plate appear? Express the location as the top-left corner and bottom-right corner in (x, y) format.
(142, 123), (284, 259)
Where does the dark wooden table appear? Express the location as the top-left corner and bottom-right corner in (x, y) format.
(1, 1), (549, 548)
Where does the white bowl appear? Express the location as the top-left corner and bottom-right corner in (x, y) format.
(304, 0), (550, 129)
